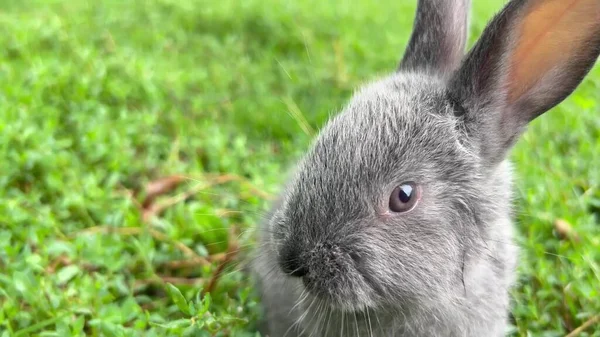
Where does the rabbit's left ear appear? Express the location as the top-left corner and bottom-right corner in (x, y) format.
(449, 0), (600, 165)
(399, 0), (471, 75)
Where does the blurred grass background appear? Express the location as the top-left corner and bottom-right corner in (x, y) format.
(0, 0), (599, 336)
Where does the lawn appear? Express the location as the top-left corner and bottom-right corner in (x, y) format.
(0, 0), (599, 336)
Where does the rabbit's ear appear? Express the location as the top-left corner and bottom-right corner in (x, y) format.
(399, 0), (471, 75)
(449, 0), (600, 165)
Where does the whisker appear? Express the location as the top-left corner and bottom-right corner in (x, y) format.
(290, 288), (309, 315)
(310, 299), (326, 337)
(323, 303), (334, 337)
(353, 310), (360, 337)
(340, 310), (345, 337)
(366, 308), (374, 337)
(374, 309), (384, 336)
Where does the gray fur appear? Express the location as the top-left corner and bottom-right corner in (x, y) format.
(448, 0), (600, 166)
(399, 0), (471, 75)
(252, 0), (600, 336)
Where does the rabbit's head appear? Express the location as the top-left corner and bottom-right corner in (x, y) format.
(268, 0), (600, 312)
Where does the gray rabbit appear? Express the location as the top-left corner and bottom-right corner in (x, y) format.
(252, 0), (600, 336)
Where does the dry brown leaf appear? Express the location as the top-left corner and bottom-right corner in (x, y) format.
(142, 175), (186, 208)
(554, 219), (581, 242)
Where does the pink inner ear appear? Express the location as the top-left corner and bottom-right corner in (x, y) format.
(507, 0), (600, 104)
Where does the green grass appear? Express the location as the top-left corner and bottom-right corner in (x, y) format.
(0, 0), (599, 336)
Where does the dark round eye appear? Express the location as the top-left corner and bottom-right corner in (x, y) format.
(389, 182), (420, 213)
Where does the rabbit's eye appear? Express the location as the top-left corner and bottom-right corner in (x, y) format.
(389, 182), (420, 213)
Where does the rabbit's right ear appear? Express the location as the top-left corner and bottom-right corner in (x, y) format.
(449, 0), (600, 166)
(399, 0), (471, 76)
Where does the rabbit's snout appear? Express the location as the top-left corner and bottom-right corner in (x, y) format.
(279, 241), (359, 288)
(279, 241), (308, 277)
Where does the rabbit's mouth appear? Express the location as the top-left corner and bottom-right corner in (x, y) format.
(294, 243), (379, 312)
(303, 278), (376, 311)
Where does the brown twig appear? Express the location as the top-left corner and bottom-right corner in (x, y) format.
(135, 275), (206, 287)
(565, 315), (600, 337)
(46, 255), (100, 274)
(214, 209), (246, 217)
(159, 253), (226, 270)
(142, 174), (260, 222)
(561, 291), (575, 332)
(185, 173), (273, 200)
(202, 226), (240, 296)
(74, 173), (263, 295)
(76, 226), (211, 266)
(117, 173), (272, 224)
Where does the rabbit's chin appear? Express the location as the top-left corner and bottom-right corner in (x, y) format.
(299, 275), (379, 313)
(302, 291), (376, 314)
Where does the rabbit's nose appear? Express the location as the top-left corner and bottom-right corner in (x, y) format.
(279, 244), (308, 277)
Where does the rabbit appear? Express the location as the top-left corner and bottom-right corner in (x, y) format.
(252, 0), (600, 336)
